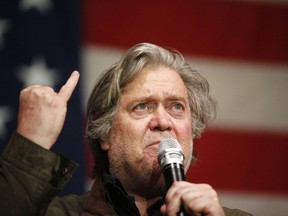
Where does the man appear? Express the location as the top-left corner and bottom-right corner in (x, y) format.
(0, 43), (252, 215)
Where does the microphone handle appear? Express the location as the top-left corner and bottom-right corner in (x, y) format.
(178, 210), (187, 216)
(163, 163), (186, 189)
(163, 163), (187, 216)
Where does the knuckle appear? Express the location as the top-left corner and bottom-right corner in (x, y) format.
(201, 183), (213, 190)
(31, 87), (55, 99)
(173, 189), (182, 197)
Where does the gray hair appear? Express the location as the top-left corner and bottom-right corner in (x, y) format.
(86, 42), (216, 178)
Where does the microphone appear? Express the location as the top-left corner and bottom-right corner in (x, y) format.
(158, 138), (187, 216)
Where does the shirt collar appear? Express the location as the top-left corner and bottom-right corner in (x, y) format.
(102, 172), (164, 216)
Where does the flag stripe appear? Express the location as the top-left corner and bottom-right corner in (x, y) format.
(187, 57), (288, 132)
(83, 0), (288, 63)
(190, 129), (288, 194)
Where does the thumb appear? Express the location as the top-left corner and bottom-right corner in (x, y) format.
(160, 204), (167, 216)
(58, 71), (80, 102)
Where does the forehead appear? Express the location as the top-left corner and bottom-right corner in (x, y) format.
(121, 67), (188, 100)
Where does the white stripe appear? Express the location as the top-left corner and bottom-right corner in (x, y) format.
(81, 46), (123, 107)
(81, 46), (288, 132)
(219, 191), (288, 216)
(189, 57), (288, 132)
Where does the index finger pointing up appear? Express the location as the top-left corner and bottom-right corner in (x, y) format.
(58, 71), (80, 102)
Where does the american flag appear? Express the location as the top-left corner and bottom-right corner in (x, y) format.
(81, 1), (288, 215)
(0, 0), (86, 196)
(1, 0), (288, 215)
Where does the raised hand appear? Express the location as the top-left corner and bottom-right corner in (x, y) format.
(16, 71), (80, 150)
(161, 181), (225, 216)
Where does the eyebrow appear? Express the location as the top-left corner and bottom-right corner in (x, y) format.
(123, 93), (190, 111)
(130, 93), (188, 103)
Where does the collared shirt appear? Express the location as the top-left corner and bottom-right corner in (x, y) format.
(103, 172), (164, 216)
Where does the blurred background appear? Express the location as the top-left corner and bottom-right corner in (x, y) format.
(0, 0), (287, 215)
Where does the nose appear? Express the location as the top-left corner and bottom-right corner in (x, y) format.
(149, 105), (172, 131)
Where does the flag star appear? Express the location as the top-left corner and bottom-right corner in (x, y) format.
(0, 106), (13, 139)
(17, 57), (61, 88)
(0, 19), (10, 49)
(18, 0), (53, 14)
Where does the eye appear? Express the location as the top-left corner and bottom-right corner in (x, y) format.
(135, 102), (148, 111)
(132, 102), (151, 117)
(169, 102), (185, 117)
(173, 103), (184, 111)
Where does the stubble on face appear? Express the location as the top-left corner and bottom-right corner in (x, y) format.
(106, 117), (166, 198)
(105, 66), (194, 198)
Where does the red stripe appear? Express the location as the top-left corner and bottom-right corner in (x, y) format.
(82, 0), (288, 63)
(188, 129), (288, 194)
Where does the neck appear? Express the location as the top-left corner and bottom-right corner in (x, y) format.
(131, 193), (162, 216)
(122, 178), (165, 215)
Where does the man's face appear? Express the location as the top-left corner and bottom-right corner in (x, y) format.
(101, 66), (193, 197)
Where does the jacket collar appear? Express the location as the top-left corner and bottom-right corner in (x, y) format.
(81, 173), (163, 216)
(81, 178), (116, 216)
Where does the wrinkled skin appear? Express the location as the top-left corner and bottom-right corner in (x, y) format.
(100, 67), (224, 216)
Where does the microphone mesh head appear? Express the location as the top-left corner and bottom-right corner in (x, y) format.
(158, 138), (182, 156)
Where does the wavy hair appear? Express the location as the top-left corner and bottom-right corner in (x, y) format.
(86, 43), (216, 178)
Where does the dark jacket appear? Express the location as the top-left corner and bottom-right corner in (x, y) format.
(0, 133), (253, 216)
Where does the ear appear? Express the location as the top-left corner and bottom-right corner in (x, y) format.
(99, 139), (110, 152)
